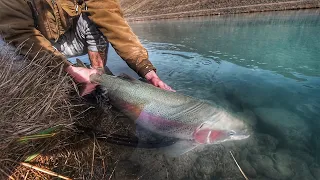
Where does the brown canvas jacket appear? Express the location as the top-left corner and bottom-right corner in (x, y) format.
(0, 0), (155, 76)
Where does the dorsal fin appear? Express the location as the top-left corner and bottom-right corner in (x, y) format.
(138, 77), (151, 84)
(118, 73), (136, 81)
(104, 66), (114, 75)
(76, 58), (88, 68)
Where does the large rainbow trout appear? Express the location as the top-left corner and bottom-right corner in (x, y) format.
(79, 60), (250, 155)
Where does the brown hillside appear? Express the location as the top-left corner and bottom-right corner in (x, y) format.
(119, 0), (320, 20)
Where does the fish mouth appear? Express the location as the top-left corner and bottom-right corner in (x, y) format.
(231, 134), (250, 140)
(230, 129), (251, 140)
(193, 126), (251, 144)
(193, 128), (224, 144)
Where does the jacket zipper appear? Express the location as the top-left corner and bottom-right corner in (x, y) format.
(50, 0), (61, 42)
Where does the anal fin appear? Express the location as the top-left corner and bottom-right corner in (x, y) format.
(159, 140), (200, 157)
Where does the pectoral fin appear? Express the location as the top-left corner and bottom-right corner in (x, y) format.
(79, 83), (97, 96)
(159, 140), (199, 157)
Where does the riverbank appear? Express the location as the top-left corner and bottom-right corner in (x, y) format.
(120, 0), (320, 21)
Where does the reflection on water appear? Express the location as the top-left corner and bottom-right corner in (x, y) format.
(78, 9), (320, 180)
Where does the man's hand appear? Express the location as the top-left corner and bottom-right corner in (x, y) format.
(145, 71), (175, 92)
(65, 65), (99, 96)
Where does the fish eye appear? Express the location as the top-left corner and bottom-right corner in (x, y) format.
(228, 130), (236, 136)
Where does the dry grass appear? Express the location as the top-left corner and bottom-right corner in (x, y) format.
(120, 0), (307, 17)
(0, 41), (133, 179)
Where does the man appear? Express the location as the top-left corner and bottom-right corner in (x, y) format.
(0, 0), (173, 95)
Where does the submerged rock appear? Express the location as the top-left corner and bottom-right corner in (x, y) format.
(310, 166), (320, 180)
(296, 101), (320, 121)
(292, 163), (316, 180)
(187, 145), (243, 180)
(246, 149), (297, 180)
(115, 160), (141, 180)
(245, 133), (279, 154)
(249, 154), (282, 179)
(239, 159), (257, 178)
(240, 148), (249, 160)
(272, 150), (293, 178)
(254, 108), (311, 150)
(291, 150), (316, 166)
(311, 134), (320, 165)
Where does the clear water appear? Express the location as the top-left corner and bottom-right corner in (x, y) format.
(75, 9), (320, 179)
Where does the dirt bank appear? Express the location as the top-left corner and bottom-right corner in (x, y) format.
(120, 0), (320, 21)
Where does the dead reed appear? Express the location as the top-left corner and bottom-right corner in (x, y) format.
(0, 40), (128, 179)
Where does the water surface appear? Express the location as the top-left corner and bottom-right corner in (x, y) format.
(76, 9), (320, 180)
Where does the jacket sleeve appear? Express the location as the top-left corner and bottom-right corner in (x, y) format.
(84, 0), (156, 77)
(0, 0), (71, 67)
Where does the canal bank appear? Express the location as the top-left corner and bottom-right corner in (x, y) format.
(120, 0), (320, 21)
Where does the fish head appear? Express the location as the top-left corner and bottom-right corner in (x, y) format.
(193, 110), (250, 144)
